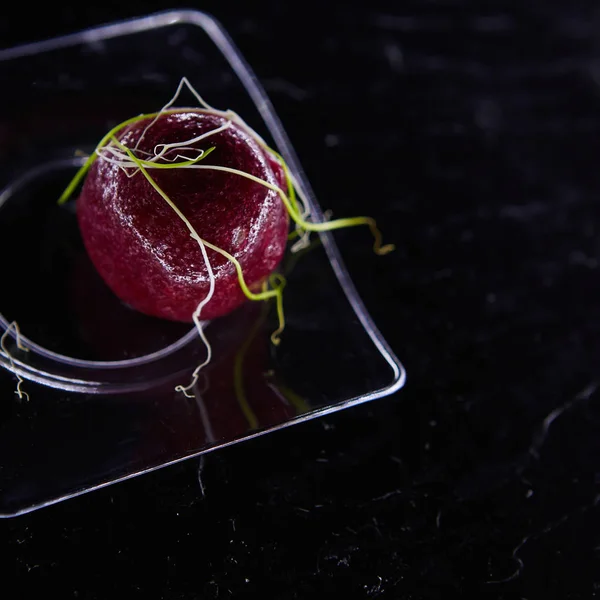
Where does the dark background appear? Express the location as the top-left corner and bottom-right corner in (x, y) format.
(2, 1), (600, 598)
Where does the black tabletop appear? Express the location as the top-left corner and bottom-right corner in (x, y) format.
(2, 1), (599, 598)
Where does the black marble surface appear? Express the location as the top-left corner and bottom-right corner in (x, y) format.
(2, 1), (600, 597)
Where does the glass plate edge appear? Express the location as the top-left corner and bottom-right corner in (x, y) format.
(0, 9), (407, 517)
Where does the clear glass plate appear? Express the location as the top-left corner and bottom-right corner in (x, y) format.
(0, 9), (405, 517)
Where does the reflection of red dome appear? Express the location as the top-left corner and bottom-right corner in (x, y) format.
(191, 306), (297, 443)
(134, 302), (302, 463)
(70, 252), (191, 361)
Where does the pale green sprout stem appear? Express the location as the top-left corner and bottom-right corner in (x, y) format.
(268, 273), (287, 344)
(1, 322), (30, 401)
(267, 149), (313, 252)
(197, 238), (286, 345)
(58, 112), (166, 205)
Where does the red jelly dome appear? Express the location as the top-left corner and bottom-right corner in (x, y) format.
(77, 111), (289, 321)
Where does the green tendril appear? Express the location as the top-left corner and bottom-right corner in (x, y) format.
(302, 216), (395, 256)
(267, 273), (287, 345)
(58, 112), (161, 205)
(201, 240), (287, 345)
(58, 152), (96, 206)
(268, 148), (300, 216)
(272, 167), (393, 255)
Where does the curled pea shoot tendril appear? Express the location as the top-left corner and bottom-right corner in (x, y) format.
(1, 322), (30, 401)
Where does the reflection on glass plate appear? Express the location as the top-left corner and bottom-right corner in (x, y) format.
(0, 10), (405, 517)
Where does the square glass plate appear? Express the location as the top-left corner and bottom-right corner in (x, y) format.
(0, 10), (405, 517)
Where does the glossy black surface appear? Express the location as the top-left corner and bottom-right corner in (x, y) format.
(1, 1), (599, 597)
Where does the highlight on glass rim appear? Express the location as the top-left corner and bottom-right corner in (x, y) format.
(2, 77), (395, 399)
